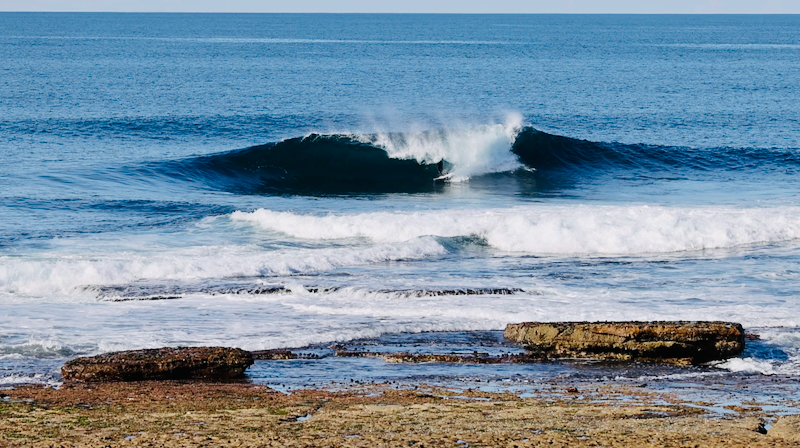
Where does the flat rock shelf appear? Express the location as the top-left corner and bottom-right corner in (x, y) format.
(504, 321), (745, 365)
(61, 347), (253, 382)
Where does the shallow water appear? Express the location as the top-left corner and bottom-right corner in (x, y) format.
(248, 331), (800, 415)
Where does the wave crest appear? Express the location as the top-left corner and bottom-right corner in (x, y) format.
(357, 115), (523, 181)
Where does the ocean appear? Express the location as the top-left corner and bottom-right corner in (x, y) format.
(1, 13), (799, 388)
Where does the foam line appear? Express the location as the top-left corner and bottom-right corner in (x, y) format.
(0, 238), (446, 297)
(232, 205), (800, 255)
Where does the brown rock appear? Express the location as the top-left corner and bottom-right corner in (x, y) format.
(769, 415), (800, 441)
(61, 346), (253, 382)
(504, 321), (745, 365)
(250, 349), (297, 360)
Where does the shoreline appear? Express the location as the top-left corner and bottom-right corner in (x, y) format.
(3, 328), (798, 446)
(2, 380), (798, 447)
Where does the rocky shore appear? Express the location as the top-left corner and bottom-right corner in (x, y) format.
(60, 322), (747, 383)
(4, 321), (793, 446)
(1, 381), (798, 447)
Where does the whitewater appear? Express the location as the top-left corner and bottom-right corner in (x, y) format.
(2, 13), (800, 389)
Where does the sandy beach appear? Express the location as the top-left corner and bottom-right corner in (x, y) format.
(2, 380), (798, 447)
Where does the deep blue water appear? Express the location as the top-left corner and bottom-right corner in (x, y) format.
(1, 13), (800, 386)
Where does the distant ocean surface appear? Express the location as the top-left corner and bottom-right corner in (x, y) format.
(1, 13), (799, 386)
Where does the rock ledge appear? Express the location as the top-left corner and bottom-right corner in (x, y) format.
(62, 347), (253, 382)
(504, 321), (745, 365)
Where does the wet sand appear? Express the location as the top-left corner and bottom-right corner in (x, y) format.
(2, 381), (798, 447)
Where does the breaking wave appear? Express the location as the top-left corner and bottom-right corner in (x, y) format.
(232, 205), (800, 255)
(0, 238), (446, 297)
(160, 120), (800, 194)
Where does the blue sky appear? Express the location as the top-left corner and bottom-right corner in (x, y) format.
(1, 0), (798, 13)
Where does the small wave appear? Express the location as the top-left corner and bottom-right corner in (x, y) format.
(0, 238), (446, 297)
(232, 205), (800, 255)
(714, 356), (800, 376)
(714, 328), (800, 375)
(0, 342), (77, 360)
(0, 373), (60, 387)
(715, 358), (780, 375)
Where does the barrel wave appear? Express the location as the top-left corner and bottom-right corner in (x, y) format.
(168, 126), (800, 195)
(177, 134), (444, 194)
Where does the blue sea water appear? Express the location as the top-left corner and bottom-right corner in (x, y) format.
(1, 13), (800, 386)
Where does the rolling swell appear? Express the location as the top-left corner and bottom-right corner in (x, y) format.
(512, 127), (800, 173)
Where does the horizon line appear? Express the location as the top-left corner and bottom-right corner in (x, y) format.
(3, 11), (800, 14)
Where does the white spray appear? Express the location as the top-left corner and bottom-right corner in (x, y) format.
(354, 113), (524, 181)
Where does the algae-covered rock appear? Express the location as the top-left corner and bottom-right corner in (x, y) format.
(250, 349), (297, 360)
(504, 321), (744, 365)
(62, 347), (253, 382)
(769, 415), (800, 442)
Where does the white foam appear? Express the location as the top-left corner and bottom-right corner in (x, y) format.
(0, 284), (798, 374)
(714, 328), (800, 375)
(354, 115), (523, 181)
(0, 238), (445, 297)
(232, 205), (800, 255)
(0, 339), (69, 359)
(715, 358), (779, 375)
(0, 374), (59, 387)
